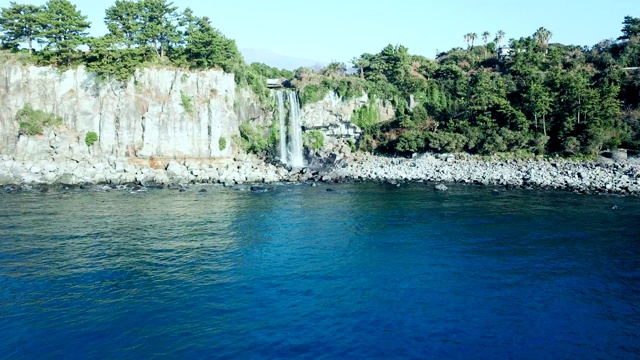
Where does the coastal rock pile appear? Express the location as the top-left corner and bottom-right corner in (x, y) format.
(0, 153), (293, 188)
(2, 150), (640, 195)
(336, 153), (640, 194)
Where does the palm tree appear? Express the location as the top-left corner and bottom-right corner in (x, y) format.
(482, 31), (491, 45)
(469, 32), (478, 48)
(533, 27), (552, 52)
(463, 33), (471, 48)
(482, 31), (491, 58)
(494, 30), (506, 48)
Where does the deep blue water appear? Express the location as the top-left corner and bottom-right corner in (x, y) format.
(0, 183), (639, 359)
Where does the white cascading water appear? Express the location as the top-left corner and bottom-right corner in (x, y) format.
(276, 90), (287, 164)
(287, 91), (304, 167)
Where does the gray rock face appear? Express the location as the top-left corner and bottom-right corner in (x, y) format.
(0, 64), (241, 159)
(300, 91), (394, 141)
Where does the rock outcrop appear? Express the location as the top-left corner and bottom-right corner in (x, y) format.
(300, 91), (393, 140)
(0, 64), (248, 159)
(0, 63), (392, 168)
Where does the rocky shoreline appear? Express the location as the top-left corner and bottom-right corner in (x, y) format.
(338, 153), (640, 195)
(1, 151), (640, 195)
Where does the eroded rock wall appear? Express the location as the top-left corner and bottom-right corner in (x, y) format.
(300, 91), (394, 139)
(0, 63), (394, 171)
(0, 64), (244, 159)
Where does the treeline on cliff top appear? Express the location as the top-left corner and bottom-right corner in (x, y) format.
(1, 0), (639, 157)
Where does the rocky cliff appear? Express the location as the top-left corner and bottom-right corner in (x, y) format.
(0, 63), (392, 164)
(300, 91), (393, 139)
(0, 64), (253, 160)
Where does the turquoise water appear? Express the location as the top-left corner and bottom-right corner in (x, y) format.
(1, 183), (639, 359)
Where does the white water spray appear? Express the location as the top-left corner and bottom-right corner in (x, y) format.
(287, 91), (304, 168)
(274, 90), (304, 167)
(276, 90), (287, 164)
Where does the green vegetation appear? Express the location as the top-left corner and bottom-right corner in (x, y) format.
(299, 83), (328, 107)
(238, 122), (274, 154)
(85, 131), (98, 146)
(342, 20), (640, 156)
(303, 129), (325, 151)
(2, 2), (639, 157)
(0, 0), (247, 81)
(234, 65), (271, 105)
(292, 64), (368, 106)
(15, 103), (62, 135)
(180, 90), (194, 115)
(218, 136), (226, 151)
(352, 102), (381, 152)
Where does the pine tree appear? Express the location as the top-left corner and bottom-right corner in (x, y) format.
(0, 2), (45, 53)
(136, 0), (179, 60)
(39, 0), (90, 66)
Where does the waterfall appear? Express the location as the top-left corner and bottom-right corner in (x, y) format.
(276, 90), (287, 164)
(287, 91), (304, 168)
(274, 90), (304, 168)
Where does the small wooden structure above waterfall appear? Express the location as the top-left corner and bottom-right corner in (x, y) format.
(266, 79), (285, 89)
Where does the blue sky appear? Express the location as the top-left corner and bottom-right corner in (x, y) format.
(3, 0), (638, 66)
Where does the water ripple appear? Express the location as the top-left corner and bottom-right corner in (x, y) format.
(0, 184), (639, 358)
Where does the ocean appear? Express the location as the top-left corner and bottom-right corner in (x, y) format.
(1, 183), (639, 359)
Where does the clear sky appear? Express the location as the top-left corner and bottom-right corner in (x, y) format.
(3, 0), (638, 65)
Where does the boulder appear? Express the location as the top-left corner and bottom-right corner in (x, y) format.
(0, 171), (16, 185)
(59, 173), (76, 186)
(434, 183), (448, 191)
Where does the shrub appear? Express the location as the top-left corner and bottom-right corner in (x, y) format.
(235, 65), (271, 106)
(238, 122), (273, 154)
(347, 138), (357, 153)
(335, 77), (367, 100)
(16, 104), (62, 135)
(85, 131), (99, 146)
(219, 137), (227, 151)
(299, 84), (329, 106)
(303, 130), (325, 151)
(396, 130), (426, 153)
(425, 131), (467, 153)
(351, 102), (380, 135)
(180, 90), (194, 115)
(563, 136), (580, 155)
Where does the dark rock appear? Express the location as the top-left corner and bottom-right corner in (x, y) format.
(250, 186), (267, 192)
(199, 189), (207, 193)
(142, 180), (163, 189)
(179, 188), (187, 192)
(326, 188), (335, 192)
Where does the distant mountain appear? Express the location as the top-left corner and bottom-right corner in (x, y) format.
(241, 48), (327, 71)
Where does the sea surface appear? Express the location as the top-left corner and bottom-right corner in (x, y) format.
(1, 183), (639, 359)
